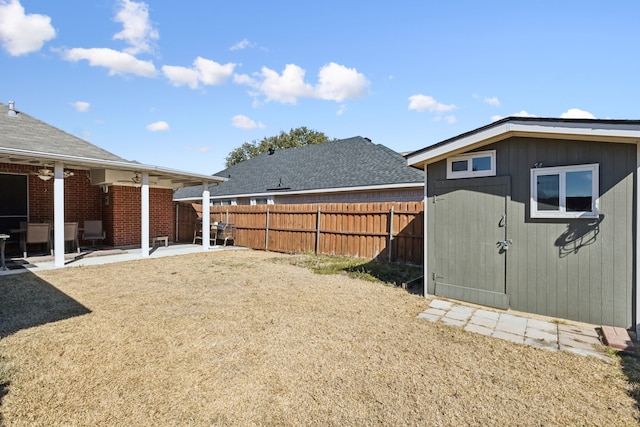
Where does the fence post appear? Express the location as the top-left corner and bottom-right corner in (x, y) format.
(388, 205), (394, 262)
(226, 210), (229, 223)
(265, 208), (270, 250)
(315, 206), (321, 254)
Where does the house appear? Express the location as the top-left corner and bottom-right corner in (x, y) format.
(406, 116), (640, 331)
(0, 101), (225, 267)
(174, 136), (424, 205)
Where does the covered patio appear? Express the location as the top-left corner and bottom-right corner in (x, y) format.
(0, 101), (226, 269)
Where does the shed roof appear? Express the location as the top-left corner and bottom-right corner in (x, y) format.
(174, 136), (424, 200)
(406, 117), (640, 169)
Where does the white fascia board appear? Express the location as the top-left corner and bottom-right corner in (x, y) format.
(408, 123), (510, 167)
(407, 120), (640, 168)
(0, 147), (226, 184)
(177, 182), (424, 201)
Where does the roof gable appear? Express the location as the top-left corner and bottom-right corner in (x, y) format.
(0, 102), (128, 162)
(407, 117), (640, 169)
(175, 136), (424, 199)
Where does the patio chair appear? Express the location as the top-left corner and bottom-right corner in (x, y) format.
(193, 220), (218, 245)
(216, 222), (235, 246)
(64, 222), (81, 253)
(22, 222), (52, 258)
(83, 220), (106, 247)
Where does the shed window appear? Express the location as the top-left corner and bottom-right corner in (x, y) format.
(530, 164), (599, 219)
(446, 150), (496, 179)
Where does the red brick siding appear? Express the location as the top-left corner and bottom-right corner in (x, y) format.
(107, 185), (174, 247)
(0, 165), (103, 223)
(1, 163), (175, 247)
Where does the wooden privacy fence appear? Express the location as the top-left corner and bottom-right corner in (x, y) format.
(176, 202), (424, 265)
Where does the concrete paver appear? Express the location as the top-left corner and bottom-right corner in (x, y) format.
(418, 297), (611, 360)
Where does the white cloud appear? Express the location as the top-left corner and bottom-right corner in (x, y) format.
(229, 38), (255, 51)
(0, 0), (56, 56)
(162, 57), (236, 89)
(491, 115), (503, 122)
(408, 94), (456, 113)
(162, 65), (199, 89)
(233, 73), (256, 86)
(512, 110), (537, 118)
(445, 115), (457, 124)
(560, 108), (596, 119)
(194, 57), (236, 85)
(484, 96), (500, 107)
(113, 0), (158, 55)
(231, 114), (265, 129)
(234, 62), (369, 105)
(258, 64), (314, 104)
(71, 101), (90, 112)
(315, 62), (369, 102)
(336, 104), (347, 116)
(199, 146), (210, 153)
(146, 120), (169, 131)
(63, 47), (157, 77)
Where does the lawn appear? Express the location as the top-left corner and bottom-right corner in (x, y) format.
(0, 249), (638, 426)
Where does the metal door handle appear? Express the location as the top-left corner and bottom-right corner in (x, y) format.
(497, 239), (513, 250)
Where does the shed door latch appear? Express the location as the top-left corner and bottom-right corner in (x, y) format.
(497, 239), (513, 251)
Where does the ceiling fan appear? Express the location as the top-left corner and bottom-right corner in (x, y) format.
(32, 167), (74, 181)
(116, 172), (156, 185)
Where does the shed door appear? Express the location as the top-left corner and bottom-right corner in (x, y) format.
(433, 176), (510, 309)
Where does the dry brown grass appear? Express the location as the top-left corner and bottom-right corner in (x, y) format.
(0, 249), (638, 426)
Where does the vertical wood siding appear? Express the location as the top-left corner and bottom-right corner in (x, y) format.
(426, 137), (636, 328)
(176, 202), (424, 265)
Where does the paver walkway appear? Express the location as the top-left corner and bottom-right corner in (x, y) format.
(418, 298), (610, 362)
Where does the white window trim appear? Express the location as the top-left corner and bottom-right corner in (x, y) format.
(530, 163), (599, 219)
(250, 196), (274, 205)
(446, 150), (496, 179)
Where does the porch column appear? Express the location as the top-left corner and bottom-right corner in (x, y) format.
(423, 164), (428, 297)
(141, 172), (150, 257)
(202, 183), (211, 249)
(53, 162), (65, 268)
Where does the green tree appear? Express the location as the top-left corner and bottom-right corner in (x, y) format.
(225, 127), (333, 167)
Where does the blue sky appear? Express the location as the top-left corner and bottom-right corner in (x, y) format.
(1, 1), (638, 175)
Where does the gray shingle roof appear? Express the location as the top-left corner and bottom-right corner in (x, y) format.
(174, 136), (423, 200)
(0, 102), (128, 162)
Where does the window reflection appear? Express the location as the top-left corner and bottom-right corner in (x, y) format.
(566, 170), (592, 211)
(537, 174), (559, 211)
(472, 156), (491, 171)
(451, 160), (467, 172)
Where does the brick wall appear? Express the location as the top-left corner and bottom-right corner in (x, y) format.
(1, 164), (175, 247)
(106, 185), (174, 246)
(0, 165), (104, 224)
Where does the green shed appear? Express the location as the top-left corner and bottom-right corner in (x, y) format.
(407, 117), (640, 331)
